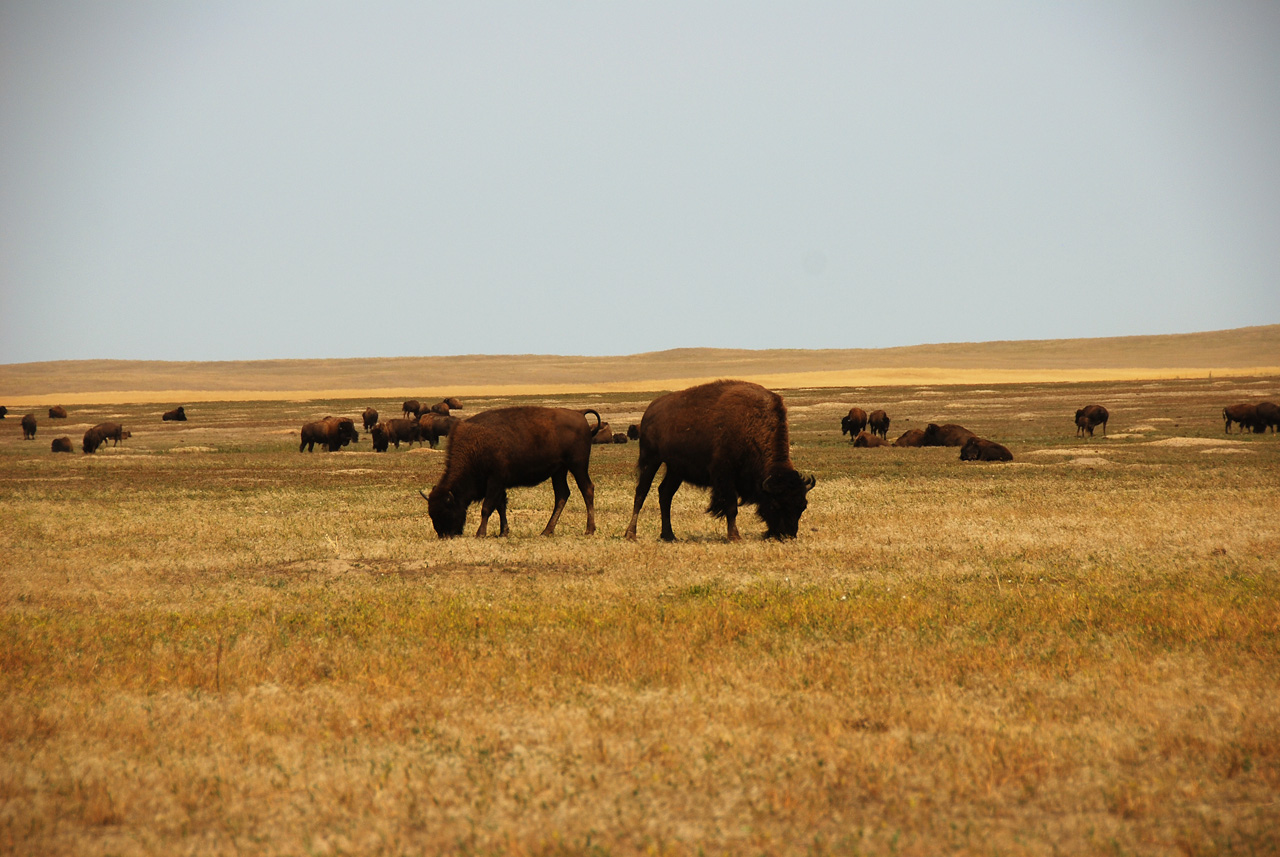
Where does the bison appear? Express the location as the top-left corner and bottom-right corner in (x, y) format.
(612, 432), (628, 444)
(627, 424), (640, 440)
(852, 431), (888, 448)
(429, 401), (451, 416)
(417, 412), (459, 448)
(1222, 403), (1259, 434)
(1075, 404), (1109, 437)
(51, 436), (73, 453)
(0, 406), (7, 419)
(960, 437), (1013, 462)
(922, 423), (977, 447)
(893, 428), (927, 447)
(83, 422), (130, 453)
(162, 406), (187, 421)
(868, 409), (890, 439)
(403, 399), (422, 419)
(591, 422), (615, 444)
(1256, 401), (1279, 433)
(370, 422), (391, 452)
(362, 407), (379, 431)
(299, 416), (359, 452)
(444, 397), (464, 410)
(840, 407), (868, 437)
(21, 414), (37, 439)
(48, 406), (68, 419)
(420, 406), (603, 538)
(624, 380), (814, 542)
(382, 417), (421, 449)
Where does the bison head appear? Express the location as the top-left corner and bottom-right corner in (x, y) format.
(959, 437), (980, 461)
(424, 487), (467, 538)
(757, 469), (815, 540)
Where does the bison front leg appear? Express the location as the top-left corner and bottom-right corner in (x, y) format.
(656, 471), (683, 542)
(541, 470), (571, 536)
(476, 487), (510, 537)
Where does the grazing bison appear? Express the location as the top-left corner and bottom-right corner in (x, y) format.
(1255, 401), (1279, 433)
(48, 406), (67, 419)
(83, 422), (130, 453)
(362, 407), (379, 431)
(922, 423), (977, 447)
(894, 428), (927, 447)
(1075, 404), (1109, 437)
(403, 399), (422, 419)
(1222, 403), (1259, 434)
(868, 409), (890, 439)
(420, 406), (603, 538)
(853, 431), (888, 448)
(51, 437), (73, 453)
(627, 424), (640, 440)
(960, 437), (1013, 462)
(625, 380), (815, 542)
(417, 413), (459, 448)
(382, 417), (421, 449)
(841, 407), (868, 437)
(299, 416), (359, 452)
(162, 406), (187, 421)
(444, 397), (464, 410)
(21, 414), (37, 439)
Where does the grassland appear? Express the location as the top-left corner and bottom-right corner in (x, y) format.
(1, 363), (1279, 854)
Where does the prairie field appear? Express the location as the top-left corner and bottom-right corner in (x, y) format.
(1, 371), (1279, 855)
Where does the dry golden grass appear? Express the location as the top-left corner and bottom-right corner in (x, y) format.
(1, 366), (1279, 855)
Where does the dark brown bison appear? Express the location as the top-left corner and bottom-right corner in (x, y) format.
(362, 407), (379, 431)
(403, 399), (422, 419)
(612, 432), (628, 444)
(382, 417), (421, 449)
(417, 413), (459, 448)
(48, 406), (68, 419)
(420, 407), (603, 538)
(841, 407), (868, 437)
(429, 401), (451, 416)
(51, 436), (73, 453)
(370, 422), (391, 452)
(162, 406), (187, 421)
(960, 437), (1013, 462)
(21, 414), (37, 439)
(299, 416), (359, 452)
(625, 380), (814, 542)
(444, 397), (464, 410)
(591, 422), (615, 444)
(922, 423), (977, 447)
(852, 431), (888, 447)
(868, 409), (890, 439)
(1256, 402), (1279, 433)
(893, 428), (927, 447)
(627, 424), (640, 440)
(1222, 403), (1258, 434)
(83, 422), (130, 453)
(0, 406), (7, 418)
(1075, 405), (1109, 437)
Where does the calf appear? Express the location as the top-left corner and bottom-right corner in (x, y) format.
(852, 431), (888, 447)
(960, 437), (1013, 462)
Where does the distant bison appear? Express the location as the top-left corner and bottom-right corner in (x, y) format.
(299, 416), (358, 452)
(893, 428), (927, 447)
(429, 401), (451, 416)
(612, 432), (628, 444)
(83, 422), (130, 453)
(382, 417), (422, 449)
(21, 414), (37, 439)
(417, 412), (459, 448)
(1256, 401), (1279, 433)
(0, 406), (7, 419)
(627, 424), (640, 440)
(51, 437), (73, 453)
(853, 431), (888, 448)
(591, 422), (615, 444)
(922, 423), (977, 447)
(362, 407), (379, 431)
(403, 399), (422, 419)
(960, 437), (1013, 462)
(625, 380), (814, 542)
(1222, 403), (1258, 434)
(1075, 405), (1109, 437)
(868, 409), (890, 439)
(444, 397), (464, 410)
(370, 422), (391, 452)
(162, 406), (187, 421)
(421, 406), (603, 538)
(841, 407), (868, 437)
(48, 406), (67, 419)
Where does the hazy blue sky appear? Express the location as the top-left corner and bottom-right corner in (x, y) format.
(2, 1), (1278, 363)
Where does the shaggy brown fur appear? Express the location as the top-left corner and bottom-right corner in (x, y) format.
(840, 407), (867, 437)
(299, 417), (358, 452)
(868, 409), (890, 439)
(922, 423), (977, 447)
(960, 437), (1013, 462)
(1075, 404), (1110, 437)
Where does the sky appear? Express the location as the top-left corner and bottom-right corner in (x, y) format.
(2, 2), (1278, 364)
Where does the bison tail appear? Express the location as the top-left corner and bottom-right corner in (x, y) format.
(583, 408), (603, 436)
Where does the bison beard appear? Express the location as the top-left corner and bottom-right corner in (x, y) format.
(625, 380), (815, 542)
(421, 407), (602, 538)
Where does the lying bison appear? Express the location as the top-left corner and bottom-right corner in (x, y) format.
(960, 437), (1013, 462)
(893, 428), (927, 447)
(49, 406), (68, 419)
(420, 407), (603, 538)
(51, 436), (73, 453)
(162, 406), (187, 421)
(1223, 403), (1259, 434)
(922, 423), (977, 447)
(444, 397), (464, 410)
(1075, 404), (1109, 437)
(625, 380), (814, 542)
(841, 407), (868, 437)
(852, 431), (888, 448)
(403, 399), (422, 419)
(83, 422), (130, 453)
(613, 432), (628, 444)
(21, 414), (37, 439)
(591, 422), (615, 444)
(362, 407), (379, 431)
(299, 416), (358, 452)
(868, 409), (890, 439)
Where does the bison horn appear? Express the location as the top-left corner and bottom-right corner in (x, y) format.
(419, 489), (430, 502)
(803, 474), (816, 492)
